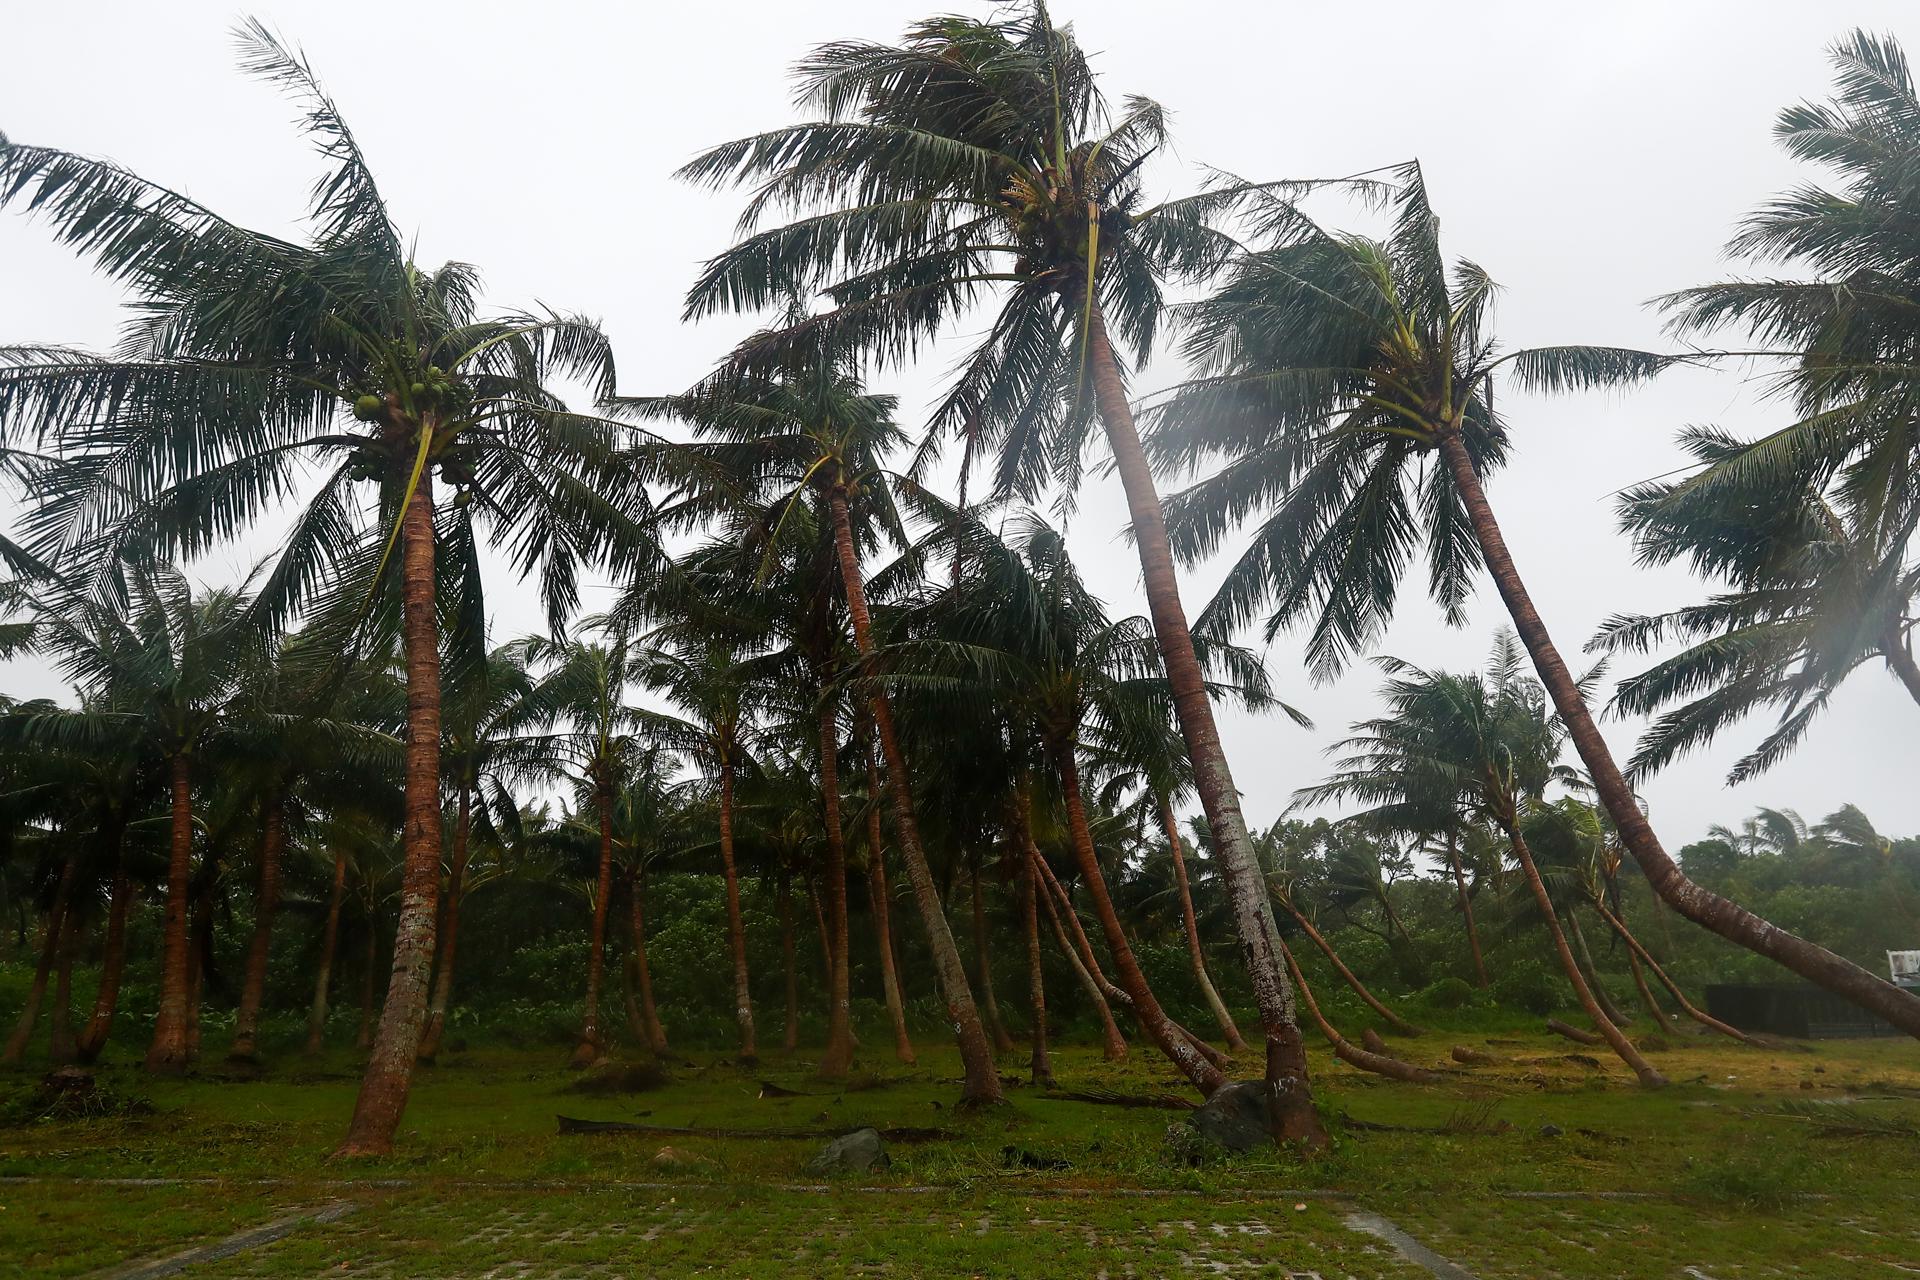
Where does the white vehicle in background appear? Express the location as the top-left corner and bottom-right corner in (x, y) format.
(1891, 951), (1920, 991)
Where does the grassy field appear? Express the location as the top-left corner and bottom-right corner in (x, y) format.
(4, 1023), (1918, 1278)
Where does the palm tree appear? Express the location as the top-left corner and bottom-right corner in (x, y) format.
(514, 628), (656, 1066)
(679, 4), (1319, 1137)
(1595, 428), (1918, 781)
(1658, 32), (1920, 560)
(1159, 162), (1920, 1037)
(0, 25), (658, 1151)
(3, 565), (257, 1071)
(1310, 634), (1665, 1086)
(638, 635), (767, 1063)
(626, 356), (1000, 1103)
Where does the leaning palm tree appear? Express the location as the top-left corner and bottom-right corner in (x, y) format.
(1306, 634), (1665, 1087)
(2, 565), (257, 1071)
(1658, 32), (1920, 562)
(678, 3), (1320, 1137)
(1595, 427), (1918, 782)
(0, 26), (662, 1151)
(1158, 163), (1920, 1037)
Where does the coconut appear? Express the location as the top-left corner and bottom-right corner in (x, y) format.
(352, 394), (385, 421)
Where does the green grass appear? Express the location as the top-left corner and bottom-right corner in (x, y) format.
(3, 1026), (1918, 1277)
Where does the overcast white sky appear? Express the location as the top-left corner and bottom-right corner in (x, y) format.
(2, 1), (1913, 847)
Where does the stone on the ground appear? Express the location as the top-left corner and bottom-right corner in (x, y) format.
(1188, 1080), (1273, 1153)
(1538, 1122), (1564, 1137)
(806, 1126), (890, 1173)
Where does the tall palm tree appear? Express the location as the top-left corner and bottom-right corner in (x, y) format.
(1595, 428), (1918, 781)
(1159, 163), (1920, 1037)
(2, 565), (257, 1071)
(678, 4), (1319, 1137)
(515, 627), (655, 1066)
(625, 356), (1001, 1103)
(0, 26), (658, 1151)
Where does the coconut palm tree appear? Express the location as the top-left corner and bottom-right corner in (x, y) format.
(512, 627), (658, 1066)
(1159, 162), (1920, 1037)
(1658, 32), (1920, 558)
(678, 3), (1322, 1137)
(1595, 427), (1918, 782)
(623, 355), (1000, 1103)
(2, 565), (258, 1071)
(0, 25), (660, 1151)
(1310, 634), (1665, 1086)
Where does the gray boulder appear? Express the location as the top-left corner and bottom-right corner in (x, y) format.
(1188, 1080), (1274, 1153)
(806, 1126), (890, 1173)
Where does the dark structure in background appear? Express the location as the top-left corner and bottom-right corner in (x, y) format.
(1706, 984), (1900, 1038)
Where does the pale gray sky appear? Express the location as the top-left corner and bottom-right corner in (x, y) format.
(2, 1), (1913, 847)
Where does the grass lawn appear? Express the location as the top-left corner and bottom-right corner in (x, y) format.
(4, 1024), (1917, 1277)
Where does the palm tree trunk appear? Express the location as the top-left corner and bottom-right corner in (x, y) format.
(969, 858), (1015, 1054)
(828, 485), (1000, 1106)
(1280, 944), (1437, 1083)
(1883, 630), (1920, 705)
(1027, 841), (1130, 1060)
(817, 697), (855, 1079)
(1023, 855), (1052, 1087)
(1437, 429), (1920, 1036)
(185, 883), (210, 1063)
(864, 765), (916, 1066)
(1271, 892), (1421, 1036)
(145, 751), (195, 1073)
(1567, 907), (1632, 1026)
(339, 473), (442, 1155)
(1058, 749), (1224, 1094)
(718, 759), (757, 1062)
(629, 866), (667, 1053)
(1503, 818), (1665, 1086)
(1083, 307), (1321, 1142)
(228, 791), (286, 1064)
(3, 845), (78, 1065)
(418, 785), (472, 1062)
(1592, 897), (1759, 1046)
(1625, 944), (1669, 1025)
(304, 850), (348, 1056)
(49, 917), (79, 1065)
(1157, 794), (1246, 1052)
(571, 787), (617, 1068)
(78, 847), (131, 1064)
(1444, 831), (1489, 988)
(780, 864), (799, 1053)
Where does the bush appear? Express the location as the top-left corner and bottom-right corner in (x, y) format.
(1490, 958), (1562, 1015)
(1410, 976), (1480, 1011)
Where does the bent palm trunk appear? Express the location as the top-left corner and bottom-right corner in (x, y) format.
(145, 752), (196, 1073)
(1593, 898), (1758, 1046)
(1444, 832), (1489, 988)
(1058, 752), (1224, 1094)
(1084, 309), (1321, 1142)
(828, 486), (1000, 1106)
(1281, 945), (1437, 1083)
(229, 792), (287, 1063)
(305, 850), (349, 1056)
(1028, 844), (1131, 1060)
(1437, 429), (1920, 1037)
(1158, 795), (1247, 1052)
(1272, 893), (1421, 1037)
(1504, 819), (1664, 1087)
(339, 475), (443, 1155)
